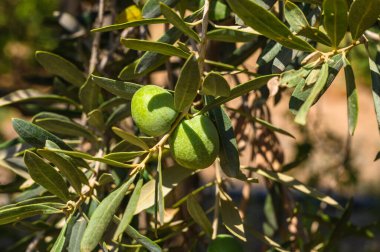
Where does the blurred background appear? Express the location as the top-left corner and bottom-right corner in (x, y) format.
(0, 0), (379, 251)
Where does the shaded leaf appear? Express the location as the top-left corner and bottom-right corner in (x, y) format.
(284, 1), (309, 32)
(91, 75), (142, 100)
(37, 149), (88, 194)
(198, 75), (277, 114)
(121, 39), (190, 58)
(348, 0), (380, 40)
(112, 127), (151, 151)
(43, 148), (136, 169)
(103, 151), (147, 162)
(80, 175), (136, 252)
(51, 216), (72, 252)
(174, 53), (200, 111)
(114, 177), (143, 239)
(24, 151), (70, 201)
(248, 229), (289, 252)
(295, 63), (329, 125)
(206, 27), (258, 43)
(35, 51), (85, 87)
(219, 196), (246, 241)
(79, 77), (101, 113)
(12, 119), (72, 150)
(0, 89), (79, 108)
(68, 217), (87, 252)
(0, 204), (62, 225)
(343, 56), (359, 135)
(297, 26), (332, 46)
(202, 72), (230, 97)
(160, 3), (200, 42)
(142, 0), (180, 18)
(92, 18), (167, 32)
(323, 0), (348, 47)
(124, 225), (162, 252)
(249, 167), (343, 209)
(187, 195), (212, 237)
(367, 44), (380, 133)
(105, 104), (132, 129)
(226, 0), (315, 51)
(135, 165), (194, 214)
(209, 104), (240, 178)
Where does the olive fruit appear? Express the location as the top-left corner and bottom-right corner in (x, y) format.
(169, 115), (219, 169)
(131, 85), (177, 137)
(207, 234), (243, 252)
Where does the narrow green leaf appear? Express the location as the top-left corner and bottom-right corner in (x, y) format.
(112, 127), (151, 151)
(135, 165), (194, 214)
(12, 118), (72, 150)
(198, 75), (277, 114)
(202, 72), (230, 97)
(187, 195), (212, 237)
(248, 167), (343, 209)
(348, 0), (380, 40)
(68, 217), (87, 252)
(114, 177), (144, 239)
(343, 56), (359, 135)
(367, 44), (380, 133)
(98, 173), (115, 186)
(0, 89), (79, 108)
(87, 109), (105, 131)
(24, 151), (70, 201)
(226, 0), (315, 52)
(92, 18), (168, 32)
(0, 196), (65, 211)
(220, 196), (246, 241)
(37, 149), (88, 194)
(80, 175), (136, 252)
(206, 28), (258, 43)
(44, 148), (136, 169)
(35, 51), (85, 87)
(160, 3), (200, 42)
(121, 38), (190, 58)
(0, 204), (62, 225)
(105, 104), (131, 129)
(79, 77), (101, 113)
(323, 0), (348, 47)
(297, 26), (332, 46)
(91, 75), (142, 100)
(295, 63), (329, 125)
(51, 216), (71, 252)
(284, 1), (309, 32)
(34, 118), (97, 143)
(103, 151), (147, 162)
(248, 229), (289, 252)
(174, 53), (200, 112)
(209, 104), (240, 178)
(143, 0), (180, 18)
(124, 225), (162, 252)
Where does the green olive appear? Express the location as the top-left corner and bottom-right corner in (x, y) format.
(131, 85), (177, 137)
(169, 115), (219, 169)
(207, 234), (244, 252)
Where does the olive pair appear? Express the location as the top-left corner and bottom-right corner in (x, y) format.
(131, 85), (219, 170)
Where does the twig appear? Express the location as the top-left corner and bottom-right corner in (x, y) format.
(89, 0), (105, 74)
(198, 0), (210, 77)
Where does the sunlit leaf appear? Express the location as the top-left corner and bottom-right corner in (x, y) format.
(202, 72), (230, 97)
(68, 217), (87, 252)
(142, 0), (180, 18)
(284, 1), (309, 32)
(348, 0), (380, 40)
(187, 195), (212, 237)
(91, 75), (142, 100)
(92, 18), (167, 32)
(112, 127), (150, 150)
(323, 0), (348, 47)
(343, 56), (359, 135)
(80, 175), (136, 252)
(219, 195), (246, 241)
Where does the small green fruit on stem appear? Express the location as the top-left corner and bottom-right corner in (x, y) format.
(169, 115), (219, 169)
(131, 85), (177, 137)
(207, 234), (243, 252)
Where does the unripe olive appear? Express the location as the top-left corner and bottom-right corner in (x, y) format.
(169, 115), (219, 169)
(131, 85), (177, 137)
(207, 234), (243, 252)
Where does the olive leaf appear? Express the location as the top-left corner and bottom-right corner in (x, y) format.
(91, 75), (142, 100)
(35, 51), (85, 87)
(24, 151), (70, 202)
(187, 195), (213, 237)
(112, 127), (150, 150)
(348, 0), (380, 40)
(142, 0), (180, 18)
(80, 175), (136, 252)
(201, 72), (230, 97)
(219, 194), (246, 241)
(92, 18), (167, 32)
(323, 0), (348, 48)
(174, 53), (201, 112)
(343, 55), (359, 135)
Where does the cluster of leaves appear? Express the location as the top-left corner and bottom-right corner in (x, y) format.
(0, 0), (380, 251)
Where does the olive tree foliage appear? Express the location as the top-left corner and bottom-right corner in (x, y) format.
(0, 0), (379, 251)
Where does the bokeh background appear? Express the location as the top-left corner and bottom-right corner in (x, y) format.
(0, 0), (379, 251)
